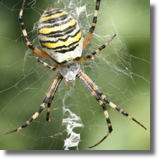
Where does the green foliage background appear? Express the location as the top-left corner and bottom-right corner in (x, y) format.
(0, 0), (150, 150)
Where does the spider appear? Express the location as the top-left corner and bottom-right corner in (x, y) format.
(4, 0), (146, 148)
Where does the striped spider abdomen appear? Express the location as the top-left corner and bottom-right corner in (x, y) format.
(38, 8), (83, 65)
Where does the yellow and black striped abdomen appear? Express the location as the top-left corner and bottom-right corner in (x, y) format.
(38, 8), (83, 65)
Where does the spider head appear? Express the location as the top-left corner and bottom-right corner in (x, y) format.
(59, 63), (79, 86)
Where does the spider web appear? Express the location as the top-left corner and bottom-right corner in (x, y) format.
(0, 0), (150, 150)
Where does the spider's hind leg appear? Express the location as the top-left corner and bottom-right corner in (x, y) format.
(78, 34), (116, 64)
(83, 0), (101, 50)
(19, 0), (57, 71)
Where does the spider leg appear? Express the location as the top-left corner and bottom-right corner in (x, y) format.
(77, 72), (113, 148)
(33, 53), (58, 71)
(4, 72), (62, 135)
(83, 0), (101, 50)
(78, 34), (116, 64)
(79, 69), (147, 130)
(46, 76), (63, 122)
(19, 0), (57, 71)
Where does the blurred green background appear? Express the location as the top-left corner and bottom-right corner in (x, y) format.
(0, 0), (150, 150)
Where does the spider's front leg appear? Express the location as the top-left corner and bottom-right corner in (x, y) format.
(79, 69), (147, 130)
(46, 76), (63, 122)
(77, 72), (113, 148)
(77, 69), (147, 148)
(4, 72), (62, 135)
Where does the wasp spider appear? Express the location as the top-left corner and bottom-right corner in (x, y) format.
(4, 0), (146, 148)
